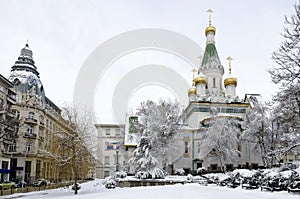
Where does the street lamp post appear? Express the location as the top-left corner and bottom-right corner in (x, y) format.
(116, 150), (119, 172)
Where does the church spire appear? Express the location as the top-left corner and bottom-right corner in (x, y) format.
(200, 9), (224, 97)
(205, 9), (216, 38)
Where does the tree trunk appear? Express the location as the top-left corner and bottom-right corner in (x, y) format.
(72, 145), (78, 195)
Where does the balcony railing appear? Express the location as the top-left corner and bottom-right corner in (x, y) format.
(25, 118), (38, 124)
(24, 133), (37, 139)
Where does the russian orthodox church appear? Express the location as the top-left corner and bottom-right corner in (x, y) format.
(170, 10), (263, 173)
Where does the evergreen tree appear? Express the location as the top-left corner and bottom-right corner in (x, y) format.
(129, 99), (182, 175)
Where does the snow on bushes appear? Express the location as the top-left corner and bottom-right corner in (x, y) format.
(150, 168), (165, 179)
(187, 174), (193, 182)
(103, 176), (116, 189)
(136, 171), (151, 179)
(174, 168), (185, 176)
(115, 171), (127, 178)
(197, 167), (206, 175)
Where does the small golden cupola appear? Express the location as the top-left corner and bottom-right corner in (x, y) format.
(195, 55), (207, 86)
(224, 56), (238, 97)
(205, 9), (216, 36)
(194, 69), (207, 85)
(188, 69), (197, 96)
(224, 56), (237, 87)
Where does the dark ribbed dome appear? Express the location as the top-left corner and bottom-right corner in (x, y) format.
(8, 44), (45, 99)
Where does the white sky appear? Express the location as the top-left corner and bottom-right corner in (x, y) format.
(0, 0), (296, 123)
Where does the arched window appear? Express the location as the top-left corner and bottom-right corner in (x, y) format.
(184, 141), (189, 154)
(26, 142), (32, 152)
(213, 78), (216, 88)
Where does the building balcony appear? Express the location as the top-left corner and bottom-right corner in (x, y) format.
(7, 95), (16, 104)
(1, 149), (17, 155)
(25, 118), (38, 124)
(39, 121), (45, 128)
(23, 133), (37, 139)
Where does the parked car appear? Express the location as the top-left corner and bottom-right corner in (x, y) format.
(32, 178), (49, 187)
(0, 181), (16, 190)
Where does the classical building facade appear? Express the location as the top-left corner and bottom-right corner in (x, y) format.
(95, 124), (125, 178)
(95, 115), (138, 178)
(0, 74), (17, 181)
(0, 44), (91, 183)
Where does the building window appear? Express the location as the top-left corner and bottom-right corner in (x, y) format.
(8, 144), (16, 152)
(28, 112), (35, 119)
(115, 129), (121, 136)
(213, 78), (216, 88)
(36, 160), (41, 178)
(184, 141), (189, 154)
(39, 115), (44, 124)
(26, 142), (32, 152)
(1, 161), (9, 169)
(104, 156), (110, 165)
(26, 125), (33, 135)
(105, 129), (111, 135)
(104, 171), (110, 177)
(106, 142), (114, 150)
(39, 129), (44, 137)
(211, 164), (218, 171)
(13, 109), (20, 119)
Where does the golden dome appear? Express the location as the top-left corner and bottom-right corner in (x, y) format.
(205, 25), (216, 36)
(188, 87), (197, 95)
(224, 77), (237, 87)
(194, 72), (207, 85)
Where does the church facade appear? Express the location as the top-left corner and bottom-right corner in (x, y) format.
(94, 11), (265, 177)
(170, 11), (263, 173)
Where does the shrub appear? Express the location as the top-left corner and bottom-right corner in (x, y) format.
(115, 171), (127, 178)
(103, 176), (116, 189)
(150, 168), (165, 179)
(136, 171), (151, 179)
(174, 168), (185, 176)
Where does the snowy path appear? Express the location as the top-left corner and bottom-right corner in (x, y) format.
(2, 179), (299, 199)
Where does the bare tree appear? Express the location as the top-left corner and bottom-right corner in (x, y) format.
(40, 103), (96, 194)
(0, 101), (19, 154)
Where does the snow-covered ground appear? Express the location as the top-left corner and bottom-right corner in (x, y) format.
(3, 179), (299, 199)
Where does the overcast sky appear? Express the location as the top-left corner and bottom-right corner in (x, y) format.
(0, 0), (296, 123)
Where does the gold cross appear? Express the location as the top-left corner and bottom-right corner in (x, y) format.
(227, 56), (233, 74)
(207, 9), (213, 26)
(191, 68), (197, 86)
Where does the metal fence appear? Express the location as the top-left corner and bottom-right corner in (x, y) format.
(0, 182), (73, 196)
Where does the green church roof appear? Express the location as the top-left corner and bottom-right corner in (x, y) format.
(201, 43), (223, 73)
